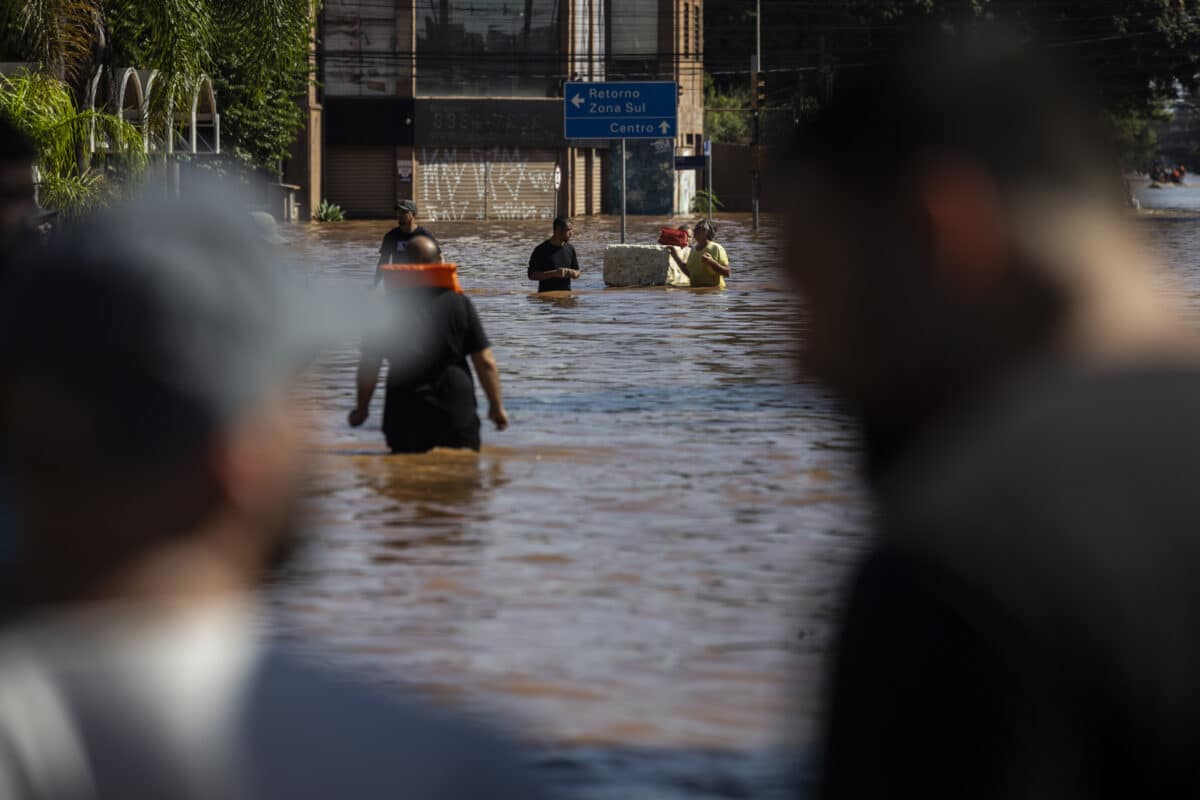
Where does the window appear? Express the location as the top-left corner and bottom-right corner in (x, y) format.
(683, 5), (689, 57)
(322, 0), (401, 97)
(416, 0), (564, 97)
(693, 3), (700, 57)
(609, 0), (658, 77)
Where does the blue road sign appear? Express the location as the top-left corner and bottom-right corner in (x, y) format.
(564, 81), (677, 140)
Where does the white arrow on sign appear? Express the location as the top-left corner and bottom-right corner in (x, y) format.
(571, 94), (585, 109)
(658, 120), (671, 135)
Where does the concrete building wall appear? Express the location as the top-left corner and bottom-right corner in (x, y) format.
(607, 0), (704, 214)
(309, 0), (701, 219)
(284, 2), (323, 221)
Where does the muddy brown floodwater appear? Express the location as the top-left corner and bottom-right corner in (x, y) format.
(262, 213), (865, 798)
(266, 203), (1200, 797)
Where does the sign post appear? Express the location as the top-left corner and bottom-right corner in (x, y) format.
(704, 138), (713, 220)
(620, 140), (627, 243)
(554, 164), (562, 219)
(563, 81), (678, 245)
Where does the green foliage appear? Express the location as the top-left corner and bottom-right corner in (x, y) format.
(0, 0), (99, 84)
(704, 73), (751, 145)
(313, 199), (344, 222)
(209, 1), (313, 173)
(833, 2), (1200, 112)
(38, 169), (114, 219)
(1105, 105), (1171, 170)
(0, 69), (145, 219)
(2, 0), (317, 176)
(690, 188), (725, 214)
(103, 0), (219, 132)
(703, 0), (1200, 118)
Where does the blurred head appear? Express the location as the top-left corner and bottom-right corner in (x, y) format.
(784, 31), (1126, 460)
(0, 186), (314, 605)
(0, 115), (50, 256)
(248, 210), (286, 247)
(401, 234), (440, 264)
(552, 217), (573, 243)
(693, 219), (716, 245)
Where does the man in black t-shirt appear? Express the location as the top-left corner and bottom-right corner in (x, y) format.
(351, 235), (509, 453)
(373, 199), (438, 286)
(528, 217), (580, 292)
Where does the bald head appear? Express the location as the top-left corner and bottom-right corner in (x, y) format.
(403, 235), (440, 264)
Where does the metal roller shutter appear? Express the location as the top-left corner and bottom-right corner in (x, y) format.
(573, 151), (587, 217)
(325, 146), (394, 218)
(418, 147), (488, 222)
(487, 147), (556, 221)
(418, 147), (557, 222)
(590, 150), (604, 216)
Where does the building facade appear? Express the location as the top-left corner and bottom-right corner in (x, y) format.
(302, 0), (703, 220)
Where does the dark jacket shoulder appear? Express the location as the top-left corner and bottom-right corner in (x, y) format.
(238, 648), (546, 799)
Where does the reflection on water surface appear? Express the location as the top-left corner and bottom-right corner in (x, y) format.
(270, 209), (1200, 794)
(270, 213), (859, 796)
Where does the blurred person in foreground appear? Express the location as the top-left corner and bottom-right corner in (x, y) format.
(0, 114), (54, 618)
(0, 115), (54, 268)
(0, 191), (543, 799)
(350, 234), (509, 452)
(787, 32), (1200, 799)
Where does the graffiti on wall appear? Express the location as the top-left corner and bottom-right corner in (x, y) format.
(420, 147), (556, 222)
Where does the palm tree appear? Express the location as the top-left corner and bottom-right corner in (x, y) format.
(2, 1), (310, 82)
(0, 0), (314, 214)
(1, 0), (311, 132)
(0, 69), (145, 219)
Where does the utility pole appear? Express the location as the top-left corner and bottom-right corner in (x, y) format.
(751, 0), (761, 232)
(620, 138), (627, 244)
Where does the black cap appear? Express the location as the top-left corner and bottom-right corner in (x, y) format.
(395, 199), (418, 214)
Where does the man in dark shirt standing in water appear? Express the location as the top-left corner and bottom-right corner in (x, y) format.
(528, 217), (580, 292)
(351, 235), (509, 452)
(374, 199), (438, 286)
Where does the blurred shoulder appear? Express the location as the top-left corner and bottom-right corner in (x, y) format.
(240, 648), (546, 798)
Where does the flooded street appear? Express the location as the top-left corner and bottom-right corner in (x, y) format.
(268, 202), (1200, 797)
(270, 213), (865, 797)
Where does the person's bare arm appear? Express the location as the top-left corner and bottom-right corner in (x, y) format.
(374, 241), (391, 287)
(529, 268), (580, 281)
(668, 247), (690, 275)
(469, 347), (509, 430)
(348, 352), (383, 426)
(701, 253), (731, 278)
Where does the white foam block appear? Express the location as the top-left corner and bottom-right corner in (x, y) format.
(603, 245), (691, 287)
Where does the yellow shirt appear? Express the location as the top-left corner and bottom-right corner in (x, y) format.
(686, 242), (729, 288)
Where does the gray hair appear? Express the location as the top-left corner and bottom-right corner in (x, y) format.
(0, 180), (314, 481)
(694, 219), (717, 239)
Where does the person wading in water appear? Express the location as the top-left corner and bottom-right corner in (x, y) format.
(351, 235), (509, 453)
(669, 219), (729, 288)
(373, 199), (438, 287)
(528, 217), (581, 292)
